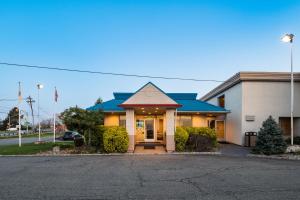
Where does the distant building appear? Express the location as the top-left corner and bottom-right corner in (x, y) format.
(201, 72), (300, 145)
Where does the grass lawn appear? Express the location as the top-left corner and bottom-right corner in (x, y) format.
(0, 141), (74, 155)
(0, 132), (63, 140)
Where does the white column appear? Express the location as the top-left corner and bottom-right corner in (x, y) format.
(166, 109), (175, 152)
(126, 109), (135, 152)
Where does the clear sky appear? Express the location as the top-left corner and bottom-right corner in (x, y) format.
(0, 0), (299, 120)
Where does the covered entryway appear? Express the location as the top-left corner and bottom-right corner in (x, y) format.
(119, 82), (181, 152)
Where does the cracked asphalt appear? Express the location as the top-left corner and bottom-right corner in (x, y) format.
(0, 155), (300, 200)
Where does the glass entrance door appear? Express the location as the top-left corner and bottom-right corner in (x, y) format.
(145, 119), (155, 142)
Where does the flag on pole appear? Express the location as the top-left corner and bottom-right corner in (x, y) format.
(54, 87), (58, 102)
(54, 87), (58, 143)
(18, 81), (22, 104)
(18, 81), (22, 147)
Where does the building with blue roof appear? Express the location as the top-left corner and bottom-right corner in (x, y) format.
(87, 82), (229, 152)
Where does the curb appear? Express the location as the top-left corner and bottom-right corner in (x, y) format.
(247, 154), (300, 161)
(0, 151), (221, 157)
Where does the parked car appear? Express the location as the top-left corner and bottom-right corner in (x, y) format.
(7, 128), (17, 131)
(62, 131), (83, 141)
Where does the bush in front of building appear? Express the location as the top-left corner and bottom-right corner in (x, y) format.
(253, 116), (287, 155)
(103, 126), (129, 153)
(84, 125), (106, 151)
(285, 136), (300, 145)
(175, 127), (189, 151)
(74, 137), (84, 147)
(183, 127), (217, 152)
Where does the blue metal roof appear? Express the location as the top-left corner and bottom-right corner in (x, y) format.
(176, 100), (228, 112)
(87, 99), (125, 112)
(113, 92), (197, 100)
(87, 82), (228, 113)
(167, 93), (197, 100)
(87, 94), (228, 113)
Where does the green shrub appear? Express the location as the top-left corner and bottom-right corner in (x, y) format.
(253, 116), (287, 155)
(286, 136), (300, 145)
(175, 127), (189, 151)
(183, 127), (217, 152)
(74, 137), (84, 147)
(103, 126), (129, 153)
(52, 142), (74, 150)
(84, 125), (105, 150)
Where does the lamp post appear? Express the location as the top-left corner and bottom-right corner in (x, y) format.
(37, 83), (44, 142)
(281, 33), (295, 145)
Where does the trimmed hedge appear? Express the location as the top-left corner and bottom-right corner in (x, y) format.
(182, 127), (217, 152)
(103, 126), (129, 153)
(175, 127), (189, 151)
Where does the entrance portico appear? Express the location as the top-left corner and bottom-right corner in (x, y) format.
(120, 83), (181, 152)
(123, 107), (177, 152)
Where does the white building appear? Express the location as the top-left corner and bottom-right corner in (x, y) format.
(201, 72), (300, 146)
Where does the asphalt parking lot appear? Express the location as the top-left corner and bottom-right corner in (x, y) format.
(0, 155), (300, 200)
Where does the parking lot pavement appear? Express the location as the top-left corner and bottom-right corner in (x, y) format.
(218, 143), (251, 157)
(0, 155), (300, 200)
(0, 136), (53, 146)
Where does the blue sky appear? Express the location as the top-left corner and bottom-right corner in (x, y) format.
(0, 0), (299, 120)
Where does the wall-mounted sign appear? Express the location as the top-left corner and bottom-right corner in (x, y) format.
(245, 115), (255, 122)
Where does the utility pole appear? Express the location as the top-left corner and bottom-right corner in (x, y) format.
(26, 96), (35, 132)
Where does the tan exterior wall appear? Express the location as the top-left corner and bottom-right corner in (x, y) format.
(207, 83), (242, 145)
(192, 115), (207, 127)
(242, 81), (300, 137)
(104, 114), (119, 126)
(207, 81), (300, 146)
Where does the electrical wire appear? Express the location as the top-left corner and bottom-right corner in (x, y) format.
(0, 62), (225, 83)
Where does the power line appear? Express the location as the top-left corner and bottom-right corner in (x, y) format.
(0, 98), (20, 102)
(0, 62), (225, 83)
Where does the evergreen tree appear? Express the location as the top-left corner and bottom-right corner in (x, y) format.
(0, 107), (22, 130)
(60, 106), (104, 134)
(94, 97), (103, 105)
(253, 116), (287, 155)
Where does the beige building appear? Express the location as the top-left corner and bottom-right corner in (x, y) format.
(201, 72), (300, 145)
(88, 82), (228, 152)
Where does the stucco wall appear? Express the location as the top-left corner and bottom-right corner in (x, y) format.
(242, 81), (300, 137)
(192, 115), (208, 127)
(207, 84), (243, 145)
(104, 114), (119, 126)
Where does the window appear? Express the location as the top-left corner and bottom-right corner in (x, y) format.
(136, 120), (144, 128)
(177, 115), (192, 127)
(218, 95), (225, 108)
(119, 115), (126, 127)
(207, 120), (215, 129)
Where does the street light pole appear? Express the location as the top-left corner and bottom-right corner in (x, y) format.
(37, 83), (44, 142)
(290, 41), (294, 146)
(281, 33), (295, 145)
